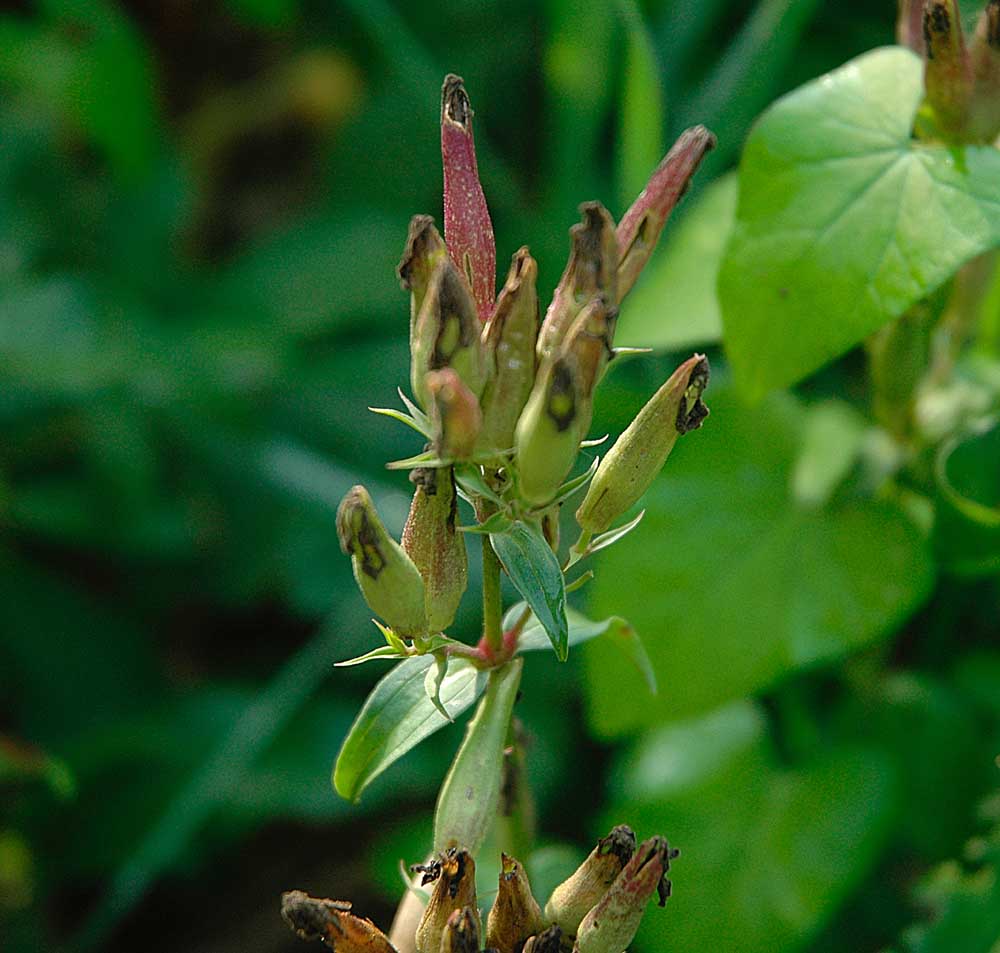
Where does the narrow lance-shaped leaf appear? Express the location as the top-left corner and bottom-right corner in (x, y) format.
(442, 74), (496, 322)
(491, 523), (568, 659)
(434, 658), (523, 854)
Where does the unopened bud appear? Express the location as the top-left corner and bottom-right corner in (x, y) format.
(969, 0), (1000, 141)
(442, 74), (496, 322)
(521, 925), (563, 953)
(402, 467), (468, 633)
(486, 854), (545, 953)
(574, 836), (679, 953)
(412, 260), (486, 410)
(427, 369), (483, 461)
(514, 296), (615, 506)
(576, 354), (709, 535)
(616, 126), (715, 301)
(336, 485), (427, 638)
(281, 891), (396, 953)
(399, 215), (449, 346)
(544, 825), (636, 937)
(922, 0), (973, 138)
(479, 248), (539, 451)
(414, 849), (480, 953)
(537, 203), (618, 361)
(440, 907), (480, 953)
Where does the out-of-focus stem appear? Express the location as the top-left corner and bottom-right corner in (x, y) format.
(482, 533), (504, 655)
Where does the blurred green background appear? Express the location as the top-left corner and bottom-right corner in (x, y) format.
(2, 1), (999, 952)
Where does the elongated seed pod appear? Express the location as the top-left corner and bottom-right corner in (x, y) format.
(336, 485), (427, 638)
(399, 215), (449, 349)
(414, 850), (480, 953)
(576, 354), (709, 535)
(922, 0), (973, 137)
(969, 0), (1000, 141)
(402, 467), (468, 633)
(281, 891), (398, 953)
(426, 368), (482, 462)
(486, 854), (545, 953)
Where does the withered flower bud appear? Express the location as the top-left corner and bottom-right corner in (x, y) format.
(441, 74), (496, 323)
(426, 368), (483, 461)
(412, 259), (486, 410)
(415, 849), (480, 953)
(969, 0), (1000, 141)
(574, 836), (679, 953)
(616, 126), (715, 301)
(399, 215), (449, 343)
(521, 925), (563, 953)
(576, 354), (709, 535)
(543, 825), (636, 937)
(281, 891), (397, 953)
(337, 485), (427, 638)
(440, 907), (481, 953)
(402, 467), (468, 633)
(486, 854), (545, 953)
(922, 0), (973, 137)
(479, 248), (539, 452)
(514, 296), (615, 506)
(536, 203), (618, 361)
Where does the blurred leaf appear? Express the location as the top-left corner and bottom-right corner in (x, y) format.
(790, 401), (867, 508)
(584, 383), (934, 733)
(606, 702), (895, 953)
(491, 522), (568, 661)
(434, 658), (522, 855)
(934, 420), (1000, 575)
(616, 172), (735, 350)
(333, 655), (487, 802)
(224, 0), (299, 28)
(616, 0), (664, 209)
(720, 47), (1000, 399)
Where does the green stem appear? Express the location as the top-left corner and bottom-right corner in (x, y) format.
(482, 533), (504, 654)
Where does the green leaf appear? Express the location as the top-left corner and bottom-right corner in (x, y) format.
(490, 523), (568, 661)
(333, 655), (487, 802)
(719, 47), (1000, 399)
(605, 702), (895, 953)
(616, 173), (736, 350)
(433, 658), (523, 855)
(459, 511), (514, 535)
(584, 383), (935, 734)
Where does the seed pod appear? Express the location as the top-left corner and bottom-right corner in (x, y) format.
(486, 854), (545, 953)
(411, 259), (486, 410)
(399, 215), (449, 346)
(479, 248), (539, 451)
(442, 74), (496, 322)
(402, 467), (468, 633)
(616, 126), (715, 301)
(537, 203), (618, 362)
(514, 296), (615, 507)
(576, 354), (709, 536)
(969, 0), (1000, 141)
(426, 368), (483, 462)
(336, 485), (427, 638)
(574, 837), (679, 953)
(897, 0), (925, 53)
(414, 849), (480, 953)
(521, 926), (562, 953)
(280, 891), (397, 953)
(544, 825), (636, 937)
(922, 0), (973, 138)
(440, 907), (480, 953)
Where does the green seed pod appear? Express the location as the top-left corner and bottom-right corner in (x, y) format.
(574, 837), (679, 953)
(336, 485), (427, 639)
(514, 296), (615, 507)
(426, 368), (483, 462)
(414, 849), (480, 953)
(402, 467), (468, 633)
(412, 259), (487, 410)
(543, 825), (636, 938)
(440, 907), (480, 953)
(536, 202), (618, 362)
(398, 215), (449, 346)
(486, 853), (545, 953)
(969, 0), (1000, 141)
(576, 354), (709, 536)
(921, 0), (973, 138)
(479, 248), (539, 452)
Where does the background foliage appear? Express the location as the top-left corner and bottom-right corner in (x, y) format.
(1, 1), (998, 952)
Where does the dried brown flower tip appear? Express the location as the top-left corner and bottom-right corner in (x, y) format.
(415, 849), (480, 953)
(486, 853), (545, 953)
(281, 891), (397, 952)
